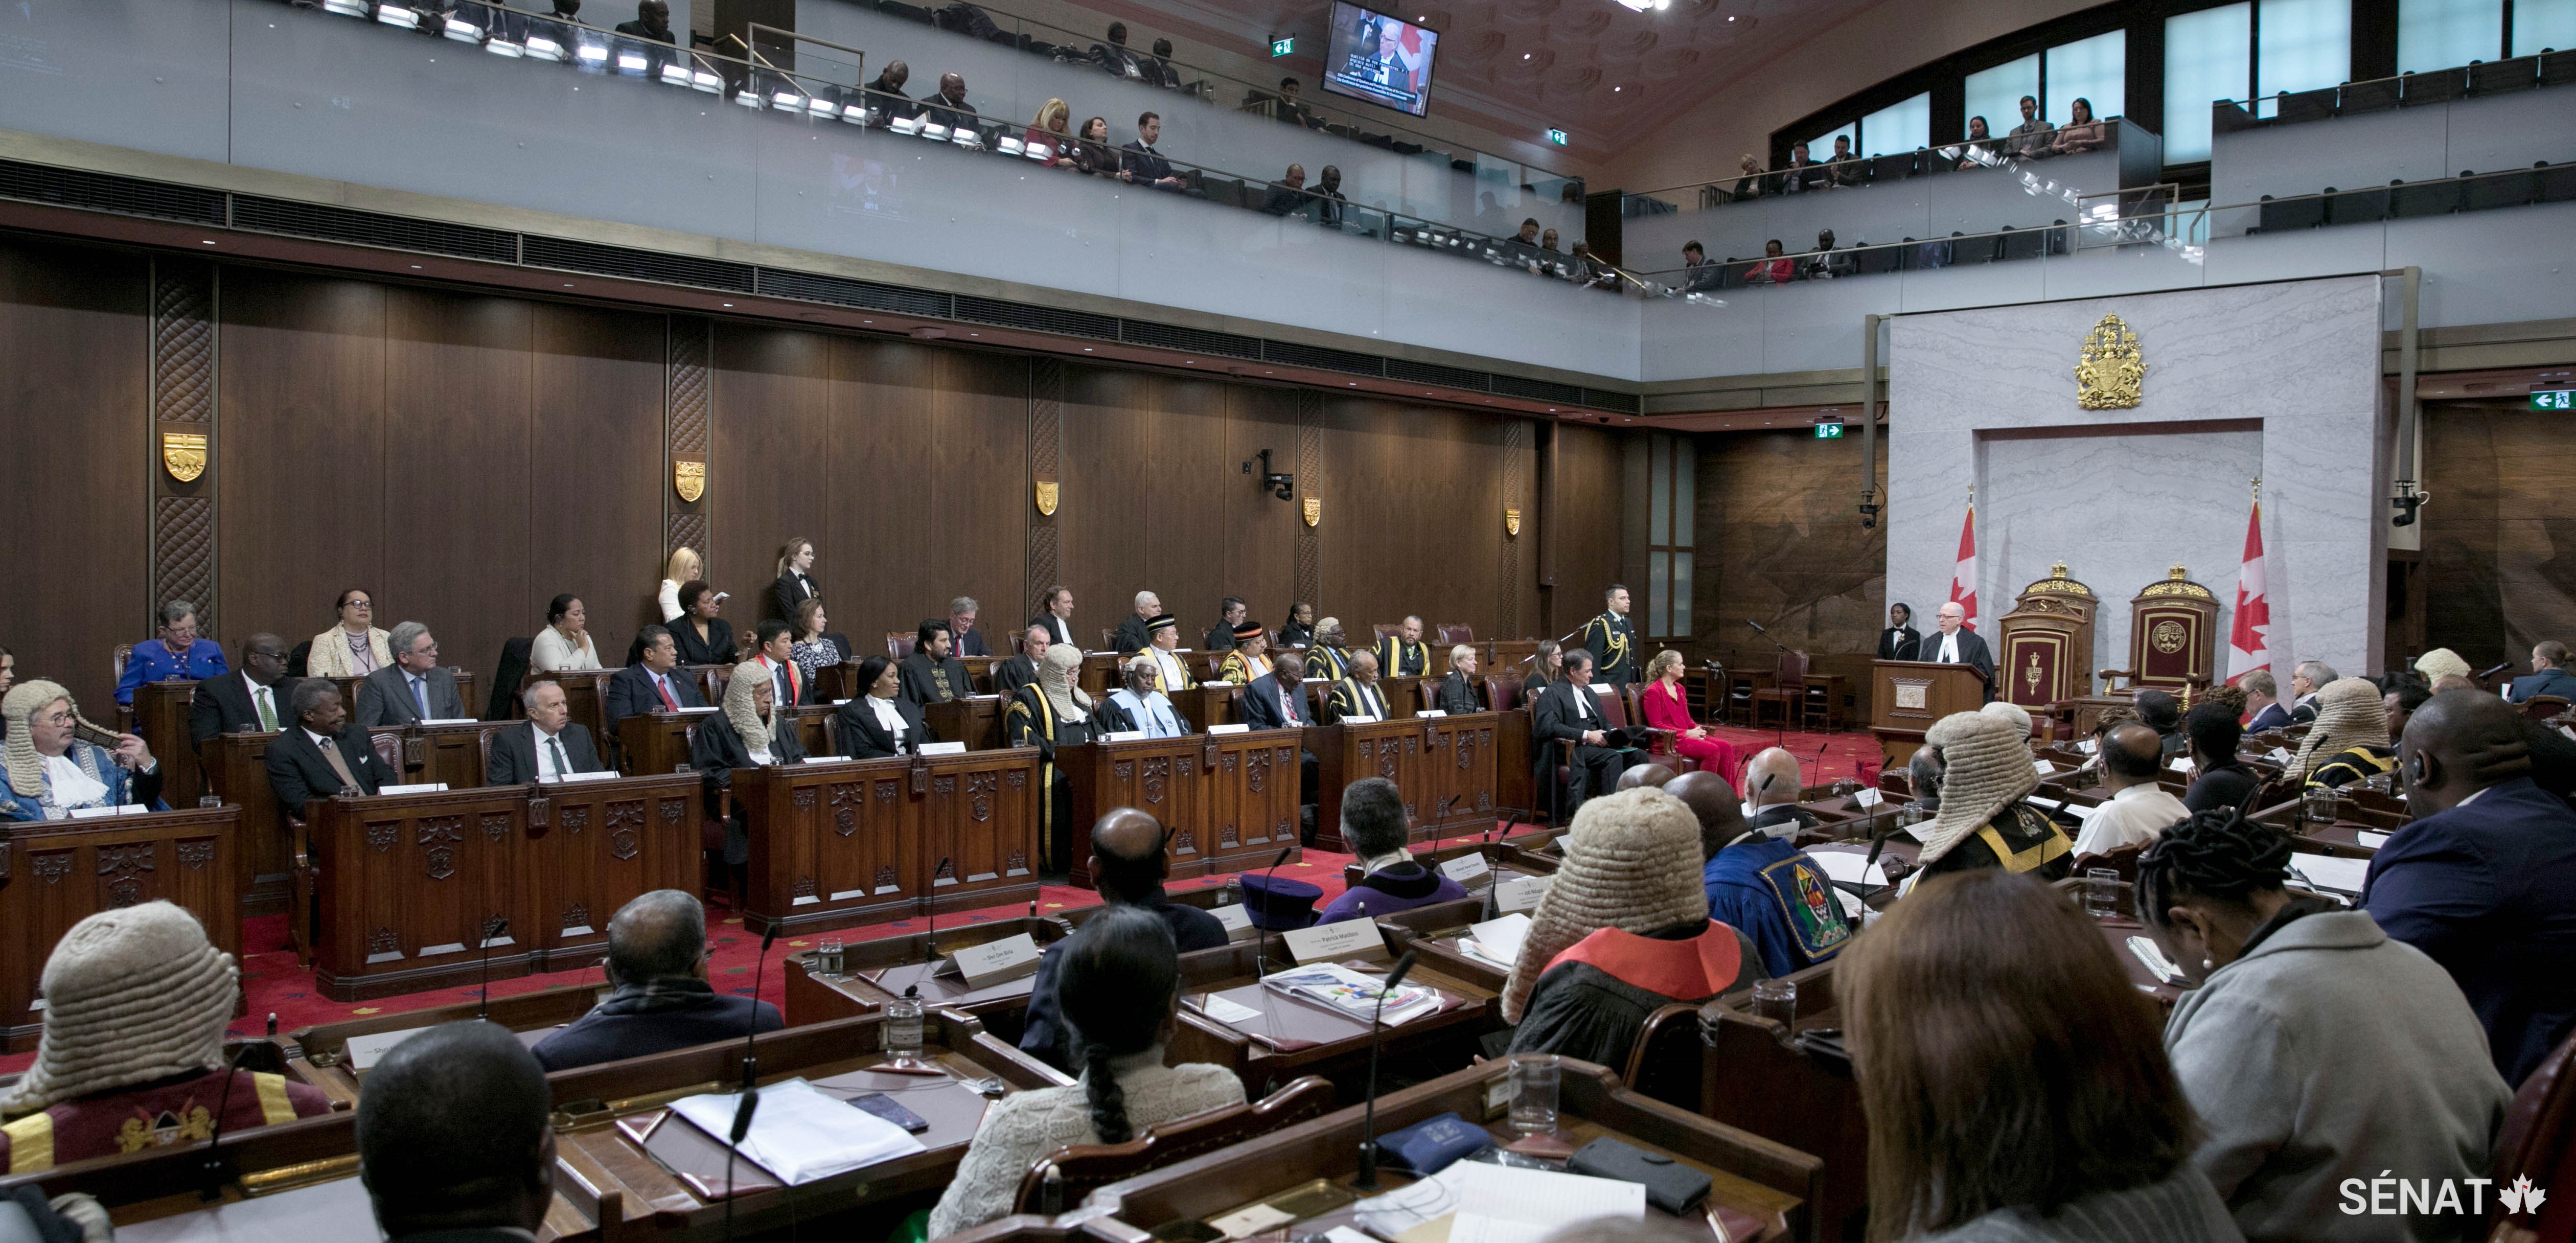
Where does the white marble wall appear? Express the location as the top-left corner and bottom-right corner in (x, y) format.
(1887, 276), (2387, 685)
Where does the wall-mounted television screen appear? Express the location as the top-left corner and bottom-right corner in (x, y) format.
(1319, 1), (1439, 118)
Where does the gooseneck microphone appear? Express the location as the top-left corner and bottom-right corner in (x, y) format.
(924, 857), (952, 966)
(1352, 949), (1419, 1191)
(198, 1040), (259, 1201)
(1252, 846), (1292, 981)
(725, 922), (780, 1242)
(475, 913), (508, 1021)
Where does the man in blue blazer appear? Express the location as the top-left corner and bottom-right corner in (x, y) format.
(2366, 690), (2576, 1086)
(2508, 641), (2576, 703)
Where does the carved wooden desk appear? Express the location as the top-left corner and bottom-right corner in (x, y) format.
(735, 749), (1042, 936)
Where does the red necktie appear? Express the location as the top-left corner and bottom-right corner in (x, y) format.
(655, 674), (679, 711)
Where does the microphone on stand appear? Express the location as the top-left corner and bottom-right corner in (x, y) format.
(1425, 793), (1461, 861)
(475, 914), (508, 1021)
(1352, 949), (1419, 1191)
(2474, 662), (2512, 685)
(923, 857), (952, 966)
(724, 922), (780, 1242)
(197, 1039), (260, 1201)
(1252, 845), (1292, 981)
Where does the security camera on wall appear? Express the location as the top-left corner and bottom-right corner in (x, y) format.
(1244, 449), (1296, 501)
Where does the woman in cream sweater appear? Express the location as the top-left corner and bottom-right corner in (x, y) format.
(656, 547), (701, 623)
(306, 588), (392, 678)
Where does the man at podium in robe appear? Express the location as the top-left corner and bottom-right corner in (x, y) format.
(1374, 616), (1431, 678)
(1924, 602), (1994, 701)
(1580, 586), (1639, 687)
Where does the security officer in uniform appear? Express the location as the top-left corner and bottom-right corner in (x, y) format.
(1580, 585), (1640, 688)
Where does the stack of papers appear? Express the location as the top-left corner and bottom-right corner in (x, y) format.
(667, 1078), (926, 1185)
(1455, 913), (1529, 969)
(2286, 853), (2372, 896)
(1354, 1160), (1644, 1243)
(1808, 849), (1887, 888)
(1261, 963), (1441, 1025)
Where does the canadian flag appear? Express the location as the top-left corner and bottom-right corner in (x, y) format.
(1948, 498), (1979, 630)
(2227, 495), (2270, 682)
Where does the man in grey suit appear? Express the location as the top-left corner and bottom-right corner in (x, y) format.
(356, 621), (467, 726)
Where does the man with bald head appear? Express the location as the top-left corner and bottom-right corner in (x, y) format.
(359, 1021), (555, 1240)
(1020, 808), (1229, 1069)
(1685, 769), (1854, 976)
(2369, 690), (2576, 1085)
(2072, 721), (2188, 857)
(531, 889), (780, 1071)
(1925, 601), (1995, 700)
(190, 632), (295, 743)
(1617, 763), (1676, 791)
(1739, 747), (1817, 837)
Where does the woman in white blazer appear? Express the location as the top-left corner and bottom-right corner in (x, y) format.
(657, 546), (701, 623)
(530, 593), (603, 672)
(306, 587), (393, 678)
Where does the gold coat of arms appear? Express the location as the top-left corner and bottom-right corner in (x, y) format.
(161, 432), (208, 483)
(2074, 313), (2146, 409)
(673, 459), (705, 502)
(1034, 480), (1059, 517)
(1301, 497), (1321, 527)
(1505, 507), (1522, 537)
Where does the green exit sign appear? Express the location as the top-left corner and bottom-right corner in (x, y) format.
(1546, 128), (1569, 146)
(1814, 422), (1845, 439)
(2535, 388), (2574, 411)
(1271, 36), (1294, 56)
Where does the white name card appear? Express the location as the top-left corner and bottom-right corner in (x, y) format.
(1208, 723), (1251, 735)
(1417, 709), (1447, 718)
(1494, 874), (1551, 913)
(2032, 759), (2054, 776)
(379, 782), (449, 795)
(2168, 756), (2195, 773)
(1439, 853), (1493, 884)
(1101, 730), (1148, 742)
(939, 933), (1043, 988)
(1854, 787), (1883, 809)
(1209, 903), (1253, 936)
(2267, 747), (2294, 764)
(675, 705), (719, 714)
(67, 803), (148, 819)
(2357, 830), (2391, 849)
(800, 755), (846, 765)
(1340, 715), (1382, 725)
(540, 769), (621, 784)
(918, 741), (968, 755)
(418, 717), (479, 726)
(1280, 918), (1383, 964)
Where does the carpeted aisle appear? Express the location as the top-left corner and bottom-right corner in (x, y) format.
(0, 727), (1880, 1073)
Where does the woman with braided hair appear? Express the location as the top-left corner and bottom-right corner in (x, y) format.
(2141, 809), (2508, 1243)
(926, 907), (1241, 1237)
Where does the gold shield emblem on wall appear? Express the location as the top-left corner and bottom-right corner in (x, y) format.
(1034, 480), (1060, 517)
(2074, 313), (2147, 410)
(1505, 508), (1522, 537)
(1301, 497), (1321, 527)
(161, 432), (208, 483)
(673, 459), (705, 503)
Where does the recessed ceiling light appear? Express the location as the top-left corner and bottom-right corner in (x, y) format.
(410, 264), (422, 269)
(722, 303), (732, 307)
(563, 283), (573, 287)
(1084, 347), (1093, 351)
(201, 240), (216, 245)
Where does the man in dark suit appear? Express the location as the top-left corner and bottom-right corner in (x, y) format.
(948, 597), (991, 657)
(1120, 112), (1188, 192)
(1204, 597), (1248, 652)
(607, 626), (706, 723)
(750, 619), (807, 707)
(2288, 660), (2336, 724)
(532, 889), (781, 1072)
(1112, 590), (1161, 655)
(899, 620), (973, 707)
(995, 624), (1046, 700)
(1924, 602), (1994, 701)
(1532, 650), (1640, 818)
(1019, 809), (1229, 1068)
(2241, 670), (2293, 733)
(2370, 690), (2576, 1086)
(489, 680), (607, 785)
(267, 680), (400, 816)
(1876, 603), (1922, 661)
(612, 0), (674, 42)
(921, 72), (981, 143)
(2508, 641), (2576, 703)
(1030, 585), (1079, 650)
(356, 622), (467, 726)
(191, 633), (295, 745)
(1242, 651), (1322, 840)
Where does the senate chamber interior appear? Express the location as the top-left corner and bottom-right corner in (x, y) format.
(3, 0), (2575, 1239)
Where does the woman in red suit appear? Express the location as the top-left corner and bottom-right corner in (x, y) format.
(1639, 649), (1739, 788)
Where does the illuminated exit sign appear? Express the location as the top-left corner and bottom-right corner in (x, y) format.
(1271, 36), (1294, 56)
(1546, 128), (1569, 146)
(1814, 422), (1845, 439)
(2535, 388), (2573, 411)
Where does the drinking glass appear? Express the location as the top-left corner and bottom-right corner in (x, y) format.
(2302, 787), (2338, 827)
(816, 936), (845, 975)
(2083, 867), (2121, 918)
(885, 988), (926, 1064)
(1751, 978), (1798, 1036)
(1508, 1053), (1559, 1137)
(198, 794), (224, 809)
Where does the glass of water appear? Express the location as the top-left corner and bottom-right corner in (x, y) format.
(2084, 868), (2122, 919)
(1751, 978), (1799, 1038)
(198, 794), (224, 809)
(1508, 1053), (1559, 1137)
(816, 936), (845, 975)
(2303, 787), (2338, 827)
(885, 987), (927, 1066)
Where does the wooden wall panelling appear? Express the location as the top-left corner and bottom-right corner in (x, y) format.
(2421, 401), (2576, 668)
(1028, 357), (1062, 620)
(1500, 419), (1530, 638)
(151, 258), (219, 640)
(928, 348), (1032, 648)
(1295, 392), (1323, 613)
(380, 287), (533, 703)
(663, 315), (711, 624)
(1058, 366), (1231, 647)
(1317, 398), (1508, 637)
(1220, 384), (1304, 627)
(217, 269), (388, 689)
(709, 324), (832, 630)
(0, 240), (150, 718)
(531, 302), (671, 683)
(1691, 430), (1888, 719)
(1547, 422), (1626, 644)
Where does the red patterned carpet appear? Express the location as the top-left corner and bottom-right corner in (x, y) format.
(0, 726), (1878, 1074)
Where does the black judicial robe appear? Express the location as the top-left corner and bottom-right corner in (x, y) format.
(898, 652), (973, 708)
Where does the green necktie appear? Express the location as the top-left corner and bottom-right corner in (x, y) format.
(255, 685), (278, 731)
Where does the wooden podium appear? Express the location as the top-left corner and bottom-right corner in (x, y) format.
(1868, 660), (1991, 766)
